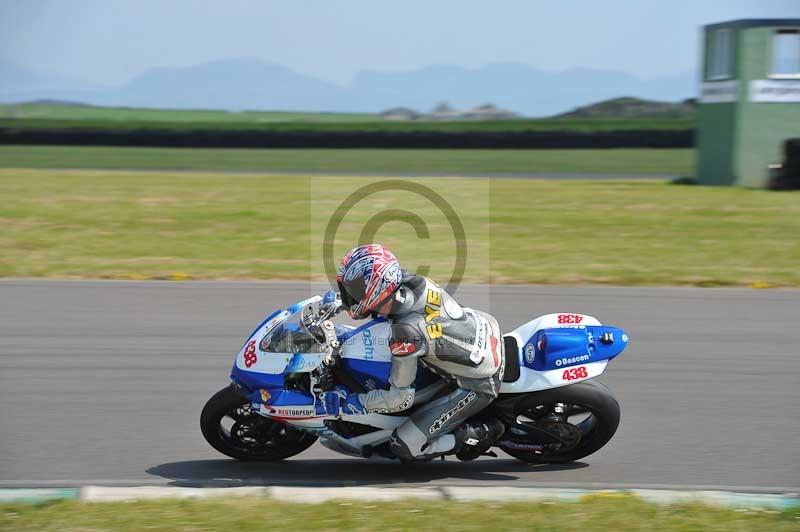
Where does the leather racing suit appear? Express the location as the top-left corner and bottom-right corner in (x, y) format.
(352, 272), (504, 460)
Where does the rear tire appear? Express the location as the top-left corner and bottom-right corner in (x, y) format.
(200, 385), (317, 461)
(498, 380), (620, 464)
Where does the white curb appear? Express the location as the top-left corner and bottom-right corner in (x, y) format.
(443, 486), (586, 502)
(2, 485), (796, 509)
(444, 486), (799, 509)
(631, 489), (800, 509)
(269, 486), (443, 503)
(80, 486), (268, 502)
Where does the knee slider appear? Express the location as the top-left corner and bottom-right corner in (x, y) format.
(388, 428), (415, 462)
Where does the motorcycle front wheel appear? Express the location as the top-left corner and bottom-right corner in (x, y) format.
(200, 385), (317, 461)
(496, 380), (620, 464)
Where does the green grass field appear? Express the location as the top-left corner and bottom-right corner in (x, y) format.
(1, 496), (797, 531)
(0, 146), (694, 175)
(0, 101), (376, 123)
(1, 168), (798, 286)
(0, 102), (694, 132)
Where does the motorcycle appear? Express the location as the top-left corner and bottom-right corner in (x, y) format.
(201, 293), (628, 463)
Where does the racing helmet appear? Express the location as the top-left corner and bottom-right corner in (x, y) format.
(336, 244), (402, 319)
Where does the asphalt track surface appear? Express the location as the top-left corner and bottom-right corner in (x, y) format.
(1, 280), (797, 491)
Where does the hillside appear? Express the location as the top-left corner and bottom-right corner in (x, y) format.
(557, 97), (696, 118)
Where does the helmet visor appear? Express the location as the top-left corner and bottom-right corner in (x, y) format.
(337, 280), (362, 310)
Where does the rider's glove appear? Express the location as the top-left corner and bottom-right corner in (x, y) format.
(320, 290), (342, 315)
(315, 387), (367, 416)
(315, 389), (346, 416)
(341, 393), (368, 415)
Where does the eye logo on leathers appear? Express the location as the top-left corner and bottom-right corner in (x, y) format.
(424, 287), (444, 339)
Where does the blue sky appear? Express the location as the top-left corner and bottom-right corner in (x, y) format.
(1, 0), (798, 86)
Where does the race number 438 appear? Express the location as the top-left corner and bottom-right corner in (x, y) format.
(243, 340), (258, 368)
(562, 366), (588, 381)
(557, 314), (584, 324)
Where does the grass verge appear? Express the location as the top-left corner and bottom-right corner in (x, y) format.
(1, 168), (798, 286)
(1, 496), (798, 531)
(0, 146), (694, 175)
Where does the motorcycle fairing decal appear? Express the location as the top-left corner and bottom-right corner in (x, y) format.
(260, 405), (320, 420)
(499, 360), (609, 393)
(285, 352), (327, 373)
(257, 388), (324, 423)
(235, 347), (293, 374)
(340, 320), (393, 363)
(258, 405), (328, 429)
(511, 313), (602, 344)
(261, 406), (316, 416)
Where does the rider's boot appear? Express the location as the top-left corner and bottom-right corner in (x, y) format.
(453, 419), (505, 461)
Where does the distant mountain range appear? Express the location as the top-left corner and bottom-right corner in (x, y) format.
(0, 57), (696, 117)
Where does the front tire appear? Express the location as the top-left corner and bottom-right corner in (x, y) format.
(200, 385), (317, 461)
(498, 380), (620, 464)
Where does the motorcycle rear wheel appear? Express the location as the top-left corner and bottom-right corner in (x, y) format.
(200, 385), (317, 461)
(498, 380), (620, 464)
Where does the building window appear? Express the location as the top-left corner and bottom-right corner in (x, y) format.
(707, 29), (734, 80)
(771, 29), (800, 77)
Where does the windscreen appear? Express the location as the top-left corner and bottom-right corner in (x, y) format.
(258, 297), (327, 358)
(260, 322), (320, 354)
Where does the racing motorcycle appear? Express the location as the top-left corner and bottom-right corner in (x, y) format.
(201, 293), (629, 463)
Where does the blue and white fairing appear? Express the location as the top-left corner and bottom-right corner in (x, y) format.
(229, 296), (328, 424)
(337, 319), (440, 392)
(499, 313), (629, 393)
(337, 319), (392, 388)
(229, 297), (437, 428)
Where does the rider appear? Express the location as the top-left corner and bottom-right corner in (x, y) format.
(317, 244), (505, 461)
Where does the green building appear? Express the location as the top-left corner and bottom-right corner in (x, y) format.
(697, 19), (800, 187)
